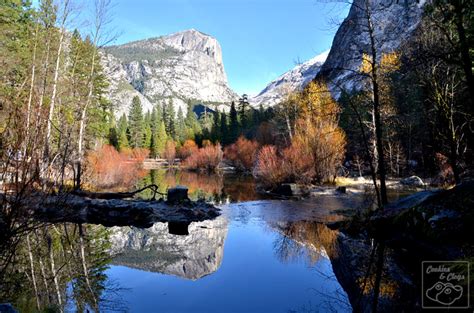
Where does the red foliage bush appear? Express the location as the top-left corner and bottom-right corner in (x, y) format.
(253, 145), (284, 188)
(85, 145), (146, 189)
(224, 136), (259, 171)
(179, 139), (199, 159)
(281, 141), (314, 184)
(182, 143), (223, 172)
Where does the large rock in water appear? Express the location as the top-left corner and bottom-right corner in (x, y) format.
(400, 175), (425, 187)
(101, 29), (238, 117)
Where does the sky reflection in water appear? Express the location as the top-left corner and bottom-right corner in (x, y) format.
(105, 200), (351, 313)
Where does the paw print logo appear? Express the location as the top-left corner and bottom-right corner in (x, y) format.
(426, 282), (464, 306)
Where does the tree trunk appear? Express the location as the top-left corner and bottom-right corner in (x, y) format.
(366, 0), (388, 206)
(49, 241), (63, 311)
(78, 224), (98, 309)
(27, 235), (41, 310)
(454, 4), (474, 106)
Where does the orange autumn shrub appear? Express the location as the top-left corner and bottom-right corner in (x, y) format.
(281, 140), (314, 184)
(85, 145), (146, 189)
(254, 81), (346, 187)
(179, 139), (199, 159)
(291, 118), (346, 183)
(253, 145), (285, 188)
(182, 143), (223, 172)
(224, 136), (259, 171)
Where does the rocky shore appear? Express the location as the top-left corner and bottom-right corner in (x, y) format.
(327, 180), (474, 312)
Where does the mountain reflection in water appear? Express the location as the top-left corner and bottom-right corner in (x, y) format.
(0, 172), (359, 313)
(103, 201), (351, 313)
(109, 216), (228, 280)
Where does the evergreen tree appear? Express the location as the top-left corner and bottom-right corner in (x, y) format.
(184, 100), (201, 140)
(143, 111), (152, 148)
(128, 96), (144, 148)
(155, 120), (167, 157)
(117, 114), (129, 150)
(166, 98), (176, 140)
(161, 101), (169, 133)
(238, 94), (249, 133)
(211, 107), (222, 143)
(176, 106), (186, 143)
(199, 107), (214, 141)
(229, 101), (239, 143)
(220, 112), (229, 145)
(107, 115), (119, 149)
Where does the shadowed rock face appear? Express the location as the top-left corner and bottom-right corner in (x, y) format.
(318, 0), (424, 96)
(102, 29), (238, 117)
(109, 216), (228, 280)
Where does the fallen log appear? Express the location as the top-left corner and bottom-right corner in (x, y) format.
(71, 184), (165, 200)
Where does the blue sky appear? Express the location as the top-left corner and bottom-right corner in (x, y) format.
(107, 0), (349, 95)
(35, 0), (349, 95)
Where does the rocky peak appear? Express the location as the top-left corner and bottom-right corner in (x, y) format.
(161, 29), (224, 66)
(101, 29), (237, 117)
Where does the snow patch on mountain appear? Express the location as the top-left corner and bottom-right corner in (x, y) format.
(251, 50), (329, 107)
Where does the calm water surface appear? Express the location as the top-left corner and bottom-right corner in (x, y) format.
(100, 170), (352, 312)
(6, 170), (414, 312)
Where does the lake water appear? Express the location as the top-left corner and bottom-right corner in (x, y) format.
(3, 170), (409, 312)
(103, 204), (351, 313)
(96, 170), (355, 312)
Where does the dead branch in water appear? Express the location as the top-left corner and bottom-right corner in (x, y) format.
(71, 184), (166, 200)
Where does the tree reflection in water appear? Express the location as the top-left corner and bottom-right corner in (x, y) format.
(136, 169), (265, 203)
(0, 224), (126, 312)
(272, 221), (338, 265)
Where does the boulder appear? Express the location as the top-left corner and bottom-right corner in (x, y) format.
(272, 184), (308, 197)
(167, 186), (189, 204)
(400, 176), (425, 187)
(336, 186), (347, 193)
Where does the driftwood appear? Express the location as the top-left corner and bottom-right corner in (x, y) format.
(71, 184), (165, 200)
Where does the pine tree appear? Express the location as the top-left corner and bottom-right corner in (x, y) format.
(166, 99), (176, 140)
(117, 114), (129, 150)
(176, 106), (186, 143)
(211, 107), (222, 143)
(238, 94), (249, 134)
(161, 101), (169, 133)
(220, 112), (229, 145)
(128, 96), (144, 148)
(229, 101), (239, 143)
(143, 111), (152, 148)
(155, 120), (167, 157)
(107, 115), (119, 149)
(184, 100), (201, 140)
